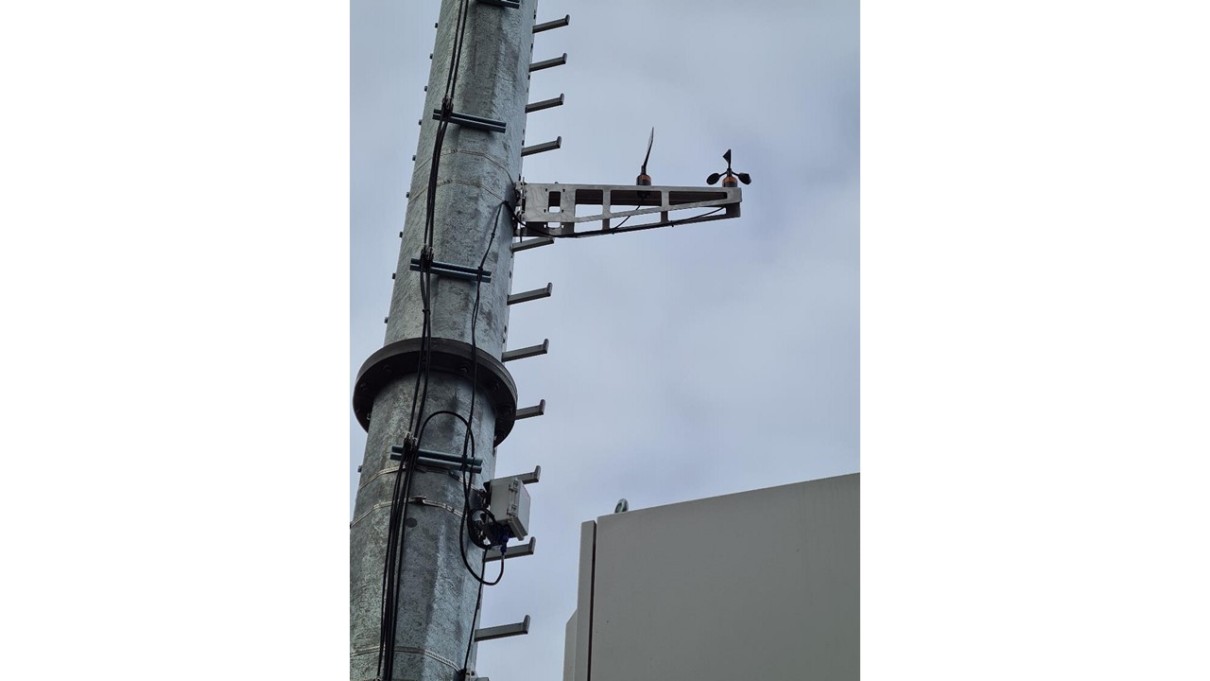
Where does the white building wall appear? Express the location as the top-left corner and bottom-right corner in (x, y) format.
(564, 474), (859, 681)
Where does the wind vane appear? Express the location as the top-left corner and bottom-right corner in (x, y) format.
(636, 128), (654, 186)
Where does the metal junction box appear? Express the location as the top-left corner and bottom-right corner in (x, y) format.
(487, 475), (531, 540)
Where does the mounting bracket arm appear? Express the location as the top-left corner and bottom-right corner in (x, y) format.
(515, 182), (742, 238)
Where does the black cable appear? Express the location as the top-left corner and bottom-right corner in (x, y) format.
(406, 0), (472, 434)
(418, 410), (474, 445)
(379, 242), (484, 673)
(455, 201), (511, 587)
(611, 211), (638, 230)
(527, 204), (729, 239)
(377, 438), (419, 681)
(462, 576), (486, 674)
(408, 404), (502, 590)
(679, 206), (727, 222)
(379, 410), (477, 681)
(412, 0), (471, 433)
(458, 548), (504, 679)
(459, 503), (506, 586)
(380, 262), (435, 681)
(445, 0), (471, 104)
(462, 201), (506, 460)
(379, 6), (490, 677)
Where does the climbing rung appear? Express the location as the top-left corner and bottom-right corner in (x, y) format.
(477, 0), (519, 8)
(525, 94), (564, 114)
(474, 615), (531, 642)
(533, 15), (570, 33)
(485, 537), (537, 562)
(515, 400), (545, 420)
(529, 54), (566, 72)
(508, 283), (552, 305)
(517, 466), (541, 484)
(510, 237), (554, 252)
(522, 137), (561, 156)
(502, 339), (548, 363)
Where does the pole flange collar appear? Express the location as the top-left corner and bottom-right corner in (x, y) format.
(353, 337), (519, 445)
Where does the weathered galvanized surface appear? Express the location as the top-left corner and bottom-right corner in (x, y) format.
(351, 1), (537, 679)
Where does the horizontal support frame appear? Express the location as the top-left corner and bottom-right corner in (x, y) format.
(517, 182), (742, 238)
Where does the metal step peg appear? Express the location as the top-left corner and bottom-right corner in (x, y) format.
(502, 339), (548, 362)
(529, 53), (566, 72)
(533, 15), (570, 33)
(507, 283), (552, 305)
(474, 615), (531, 642)
(526, 94), (564, 114)
(515, 400), (546, 420)
(522, 137), (561, 156)
(485, 537), (537, 562)
(510, 236), (554, 252)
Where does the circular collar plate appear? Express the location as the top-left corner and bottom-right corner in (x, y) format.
(353, 337), (519, 445)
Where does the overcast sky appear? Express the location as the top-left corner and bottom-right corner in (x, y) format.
(351, 1), (858, 679)
(6, 2), (1210, 680)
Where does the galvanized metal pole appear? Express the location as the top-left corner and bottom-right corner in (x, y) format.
(351, 2), (536, 679)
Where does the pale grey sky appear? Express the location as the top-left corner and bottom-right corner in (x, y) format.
(5, 2), (1207, 680)
(351, 1), (858, 678)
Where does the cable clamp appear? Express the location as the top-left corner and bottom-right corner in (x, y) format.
(409, 256), (493, 283)
(430, 108), (506, 133)
(389, 433), (419, 461)
(417, 245), (435, 272)
(389, 445), (483, 474)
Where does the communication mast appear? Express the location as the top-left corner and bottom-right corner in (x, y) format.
(350, 2), (745, 679)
